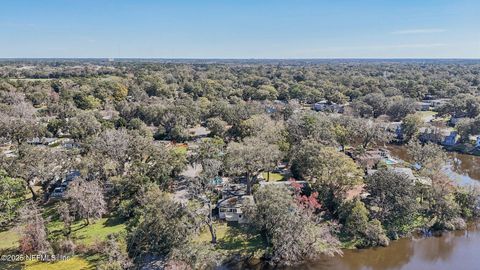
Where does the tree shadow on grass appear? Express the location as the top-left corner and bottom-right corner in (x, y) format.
(82, 254), (104, 268)
(0, 260), (23, 270)
(104, 216), (125, 227)
(0, 248), (23, 270)
(217, 224), (266, 254)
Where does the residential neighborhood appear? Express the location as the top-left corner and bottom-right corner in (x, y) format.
(3, 0), (480, 268)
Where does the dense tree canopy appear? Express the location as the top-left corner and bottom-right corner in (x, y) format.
(0, 59), (479, 269)
(246, 185), (340, 266)
(364, 170), (420, 237)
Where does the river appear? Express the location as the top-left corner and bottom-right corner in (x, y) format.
(387, 144), (480, 186)
(306, 224), (480, 270)
(313, 146), (480, 270)
(241, 224), (480, 270)
(241, 146), (480, 270)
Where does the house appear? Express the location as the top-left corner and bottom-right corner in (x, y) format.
(418, 98), (449, 110)
(313, 100), (344, 113)
(62, 139), (80, 149)
(442, 131), (458, 146)
(217, 195), (253, 223)
(368, 168), (431, 186)
(221, 184), (247, 199)
(27, 137), (60, 146)
(351, 149), (391, 169)
(188, 126), (210, 138)
(392, 167), (416, 182)
(56, 130), (71, 138)
(43, 137), (60, 146)
(385, 122), (403, 140)
(57, 170), (81, 190)
(353, 151), (382, 169)
(419, 127), (458, 146)
(450, 117), (467, 126)
(415, 101), (431, 111)
(265, 100), (286, 114)
(2, 150), (17, 158)
(419, 127), (444, 144)
(266, 106), (276, 114)
(99, 109), (118, 120)
(393, 167), (432, 185)
(429, 99), (450, 108)
(27, 137), (42, 145)
(416, 176), (433, 186)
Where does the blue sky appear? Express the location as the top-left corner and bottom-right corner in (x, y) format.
(0, 0), (479, 58)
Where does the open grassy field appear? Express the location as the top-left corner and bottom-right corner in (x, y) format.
(0, 216), (122, 270)
(173, 144), (188, 155)
(0, 255), (99, 270)
(0, 229), (19, 250)
(261, 172), (284, 181)
(0, 199), (126, 270)
(25, 256), (96, 270)
(414, 110), (438, 122)
(48, 216), (126, 245)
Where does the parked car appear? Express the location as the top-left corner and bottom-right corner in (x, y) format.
(51, 187), (65, 199)
(65, 170), (81, 182)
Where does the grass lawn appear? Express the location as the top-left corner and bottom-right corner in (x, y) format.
(195, 222), (265, 254)
(25, 186), (42, 200)
(25, 256), (96, 270)
(195, 222), (229, 243)
(73, 217), (126, 245)
(0, 229), (19, 250)
(0, 260), (22, 270)
(48, 216), (126, 245)
(415, 110), (438, 122)
(261, 172), (285, 182)
(173, 145), (188, 155)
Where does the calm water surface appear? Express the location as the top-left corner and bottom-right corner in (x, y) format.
(387, 144), (480, 185)
(312, 146), (480, 270)
(305, 224), (480, 270)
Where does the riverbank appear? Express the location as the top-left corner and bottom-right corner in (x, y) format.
(308, 223), (480, 270)
(236, 223), (480, 270)
(387, 144), (480, 186)
(444, 144), (480, 157)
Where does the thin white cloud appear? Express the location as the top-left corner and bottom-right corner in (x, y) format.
(297, 43), (448, 54)
(385, 43), (448, 49)
(391, 28), (446, 35)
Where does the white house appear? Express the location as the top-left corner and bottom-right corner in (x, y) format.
(218, 195), (253, 223)
(313, 100), (344, 113)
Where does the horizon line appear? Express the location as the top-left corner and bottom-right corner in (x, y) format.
(1, 57), (480, 60)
